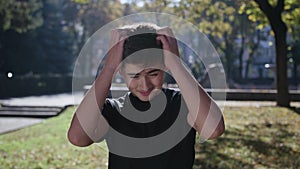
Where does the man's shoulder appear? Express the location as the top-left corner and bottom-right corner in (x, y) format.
(163, 87), (181, 98)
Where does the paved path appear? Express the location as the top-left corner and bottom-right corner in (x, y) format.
(0, 92), (299, 135)
(218, 100), (300, 107)
(0, 92), (83, 135)
(0, 117), (44, 134)
(0, 92), (82, 107)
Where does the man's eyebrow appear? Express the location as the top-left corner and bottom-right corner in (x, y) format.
(146, 69), (161, 74)
(127, 72), (140, 76)
(126, 69), (160, 76)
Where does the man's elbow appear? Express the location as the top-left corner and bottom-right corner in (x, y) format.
(209, 119), (225, 139)
(67, 129), (93, 147)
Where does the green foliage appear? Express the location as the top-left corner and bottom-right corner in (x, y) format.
(70, 0), (124, 36)
(36, 0), (75, 74)
(0, 0), (76, 75)
(71, 0), (91, 4)
(0, 0), (125, 75)
(239, 1), (269, 30)
(174, 0), (236, 37)
(0, 0), (43, 33)
(1, 0), (299, 83)
(174, 0), (254, 79)
(136, 0), (298, 83)
(63, 0), (124, 59)
(239, 0), (300, 34)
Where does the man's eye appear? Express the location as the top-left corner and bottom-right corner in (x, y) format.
(130, 75), (139, 78)
(149, 73), (158, 77)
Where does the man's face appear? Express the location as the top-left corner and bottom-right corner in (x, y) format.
(121, 63), (164, 101)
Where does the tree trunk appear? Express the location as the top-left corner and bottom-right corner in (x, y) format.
(274, 29), (290, 107)
(254, 0), (290, 107)
(238, 35), (245, 79)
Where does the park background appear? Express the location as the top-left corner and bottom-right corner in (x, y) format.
(0, 0), (300, 168)
(1, 0), (300, 107)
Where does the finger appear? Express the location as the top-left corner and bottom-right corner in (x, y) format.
(157, 31), (177, 47)
(157, 35), (179, 56)
(157, 34), (176, 48)
(157, 27), (174, 37)
(156, 35), (169, 49)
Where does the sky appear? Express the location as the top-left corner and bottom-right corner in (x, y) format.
(119, 0), (181, 7)
(120, 0), (144, 6)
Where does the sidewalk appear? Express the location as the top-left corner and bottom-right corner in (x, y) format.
(0, 92), (82, 134)
(0, 92), (82, 107)
(0, 117), (44, 134)
(218, 100), (300, 107)
(0, 92), (299, 135)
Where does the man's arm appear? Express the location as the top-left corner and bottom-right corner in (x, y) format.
(67, 29), (127, 146)
(157, 28), (225, 140)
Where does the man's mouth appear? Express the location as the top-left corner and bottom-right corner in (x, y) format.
(139, 90), (152, 96)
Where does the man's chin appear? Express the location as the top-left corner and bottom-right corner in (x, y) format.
(136, 94), (150, 102)
(132, 88), (162, 101)
(142, 89), (162, 101)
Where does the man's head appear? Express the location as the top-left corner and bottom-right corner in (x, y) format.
(118, 23), (165, 101)
(121, 23), (164, 69)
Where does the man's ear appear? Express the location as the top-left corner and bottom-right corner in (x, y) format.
(162, 64), (169, 72)
(118, 66), (124, 76)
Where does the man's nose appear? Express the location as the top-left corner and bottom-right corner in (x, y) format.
(139, 76), (151, 90)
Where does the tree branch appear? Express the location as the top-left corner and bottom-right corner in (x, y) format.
(253, 0), (273, 18)
(276, 0), (285, 13)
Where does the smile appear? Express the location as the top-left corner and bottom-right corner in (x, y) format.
(139, 90), (152, 96)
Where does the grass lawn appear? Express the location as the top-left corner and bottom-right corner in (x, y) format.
(0, 106), (299, 169)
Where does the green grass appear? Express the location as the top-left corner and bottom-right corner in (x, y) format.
(0, 106), (300, 169)
(0, 107), (108, 169)
(193, 106), (300, 169)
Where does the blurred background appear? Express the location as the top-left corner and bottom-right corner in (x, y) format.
(1, 1), (300, 168)
(0, 0), (299, 104)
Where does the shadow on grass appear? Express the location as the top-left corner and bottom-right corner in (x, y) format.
(289, 106), (300, 115)
(193, 123), (300, 169)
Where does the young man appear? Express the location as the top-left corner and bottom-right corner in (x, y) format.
(68, 23), (225, 169)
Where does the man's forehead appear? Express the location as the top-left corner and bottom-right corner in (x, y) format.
(124, 63), (163, 73)
(124, 63), (164, 74)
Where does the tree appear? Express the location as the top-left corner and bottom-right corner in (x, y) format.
(65, 0), (124, 51)
(37, 0), (75, 74)
(61, 0), (125, 77)
(175, 0), (254, 82)
(289, 40), (300, 82)
(254, 0), (289, 107)
(0, 0), (44, 75)
(0, 0), (78, 75)
(0, 0), (43, 33)
(134, 0), (261, 83)
(240, 0), (300, 107)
